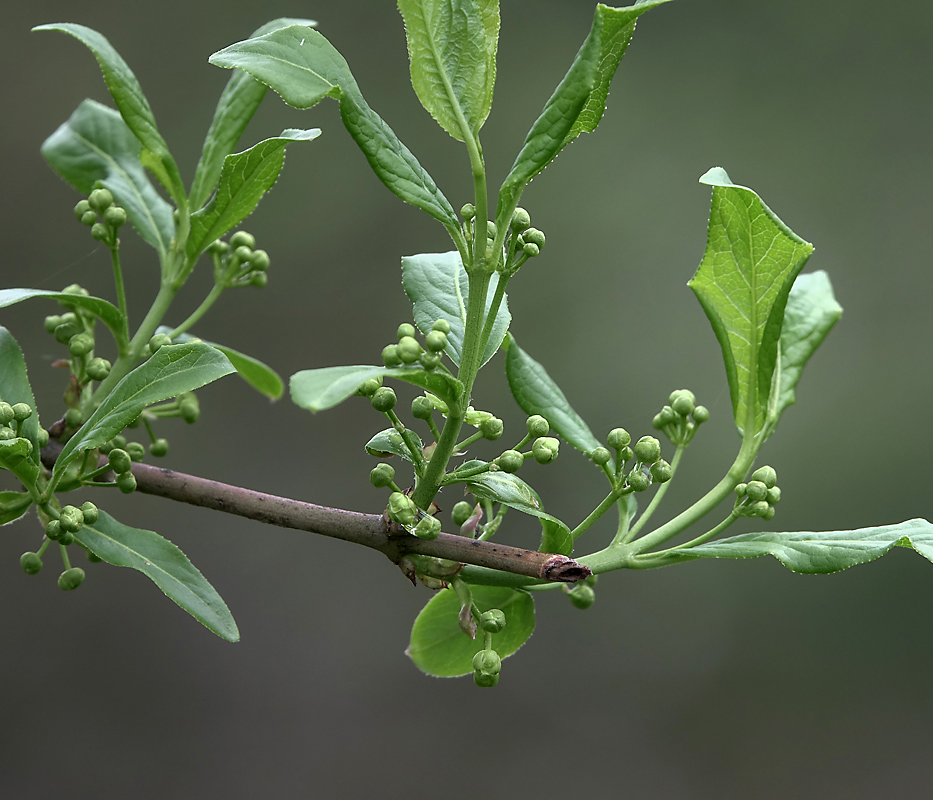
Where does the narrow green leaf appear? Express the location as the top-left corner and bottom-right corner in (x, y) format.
(190, 18), (318, 210)
(497, 0), (672, 217)
(34, 24), (185, 203)
(209, 27), (459, 231)
(1, 288), (125, 343)
(0, 327), (41, 465)
(41, 100), (174, 260)
(690, 167), (815, 437)
(365, 427), (425, 464)
(407, 585), (534, 677)
(402, 251), (510, 368)
(667, 519), (933, 575)
(53, 342), (234, 482)
(187, 128), (320, 258)
(0, 491), (33, 526)
(397, 0), (499, 141)
(77, 510), (239, 641)
(290, 365), (462, 413)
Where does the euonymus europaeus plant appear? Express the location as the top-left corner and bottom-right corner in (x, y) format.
(2, 1), (929, 687)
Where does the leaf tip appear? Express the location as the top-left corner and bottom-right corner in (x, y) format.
(698, 166), (733, 187)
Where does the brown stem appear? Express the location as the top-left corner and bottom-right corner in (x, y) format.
(40, 442), (590, 584)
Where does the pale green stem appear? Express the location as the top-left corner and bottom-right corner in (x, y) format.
(630, 512), (739, 570)
(570, 490), (620, 541)
(615, 445), (686, 546)
(385, 410), (426, 474)
(477, 274), (510, 358)
(108, 242), (130, 349)
(168, 285), (224, 339)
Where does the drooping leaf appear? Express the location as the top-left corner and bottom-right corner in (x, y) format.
(1, 288), (125, 343)
(497, 0), (672, 219)
(209, 27), (459, 232)
(0, 327), (41, 466)
(397, 0), (499, 141)
(77, 510), (239, 641)
(665, 519), (933, 575)
(53, 342), (234, 483)
(402, 251), (510, 368)
(41, 100), (175, 261)
(365, 427), (425, 464)
(689, 167), (814, 437)
(34, 24), (185, 203)
(187, 128), (320, 258)
(189, 18), (318, 210)
(407, 585), (534, 677)
(290, 365), (462, 413)
(0, 491), (33, 526)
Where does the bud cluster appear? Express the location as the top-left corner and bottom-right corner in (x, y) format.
(652, 389), (709, 446)
(43, 501), (99, 547)
(493, 415), (560, 474)
(473, 646), (502, 688)
(381, 319), (451, 372)
(44, 284), (112, 390)
(207, 230), (270, 289)
(74, 187), (126, 245)
(0, 402), (40, 451)
(602, 427), (673, 493)
(734, 465), (781, 520)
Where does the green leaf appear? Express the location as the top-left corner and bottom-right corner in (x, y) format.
(365, 427), (425, 464)
(503, 334), (605, 463)
(764, 270), (842, 435)
(0, 439), (39, 488)
(156, 328), (283, 400)
(667, 519), (933, 575)
(0, 327), (41, 466)
(689, 167), (815, 437)
(209, 27), (459, 232)
(187, 128), (320, 258)
(41, 100), (175, 260)
(1, 288), (125, 343)
(53, 342), (234, 483)
(189, 18), (318, 210)
(497, 0), (672, 218)
(397, 0), (499, 142)
(290, 365), (462, 413)
(465, 471), (573, 556)
(0, 491), (33, 526)
(34, 24), (185, 204)
(77, 510), (239, 641)
(407, 585), (534, 676)
(402, 251), (510, 368)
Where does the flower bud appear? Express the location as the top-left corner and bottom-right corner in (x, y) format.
(634, 436), (661, 464)
(424, 330), (448, 353)
(762, 505), (776, 521)
(148, 333), (173, 354)
(479, 609), (507, 633)
(0, 428), (15, 441)
(116, 472), (137, 494)
(58, 567), (86, 591)
(750, 465), (778, 489)
(628, 471), (651, 492)
(532, 436), (559, 465)
(479, 417), (504, 441)
(669, 389), (696, 417)
(64, 408), (83, 429)
(451, 502), (474, 527)
(420, 352), (440, 371)
(74, 199), (92, 221)
(473, 670), (499, 688)
(767, 486), (781, 505)
(749, 500), (770, 517)
(249, 249), (270, 271)
(109, 448), (132, 474)
(410, 397), (433, 421)
(81, 501), (99, 525)
(54, 321), (82, 344)
(80, 210), (99, 226)
(68, 333), (94, 357)
(486, 220), (497, 239)
(381, 344), (402, 367)
(473, 649), (502, 676)
(126, 441), (146, 462)
(86, 357), (112, 381)
(91, 222), (111, 241)
(60, 505), (84, 534)
(413, 515), (442, 540)
(357, 377), (383, 398)
(744, 480), (768, 502)
(567, 584), (596, 609)
(11, 403), (33, 422)
(249, 272), (268, 288)
(650, 459), (673, 483)
(45, 519), (63, 541)
(526, 415), (549, 438)
(44, 314), (63, 334)
(0, 403), (13, 425)
(522, 227), (545, 248)
(734, 482), (747, 497)
(496, 449), (524, 473)
(230, 231), (255, 249)
(150, 438), (169, 458)
(397, 336), (422, 364)
(387, 492), (417, 526)
(207, 239), (228, 255)
(522, 242), (539, 258)
(179, 396), (200, 424)
(38, 427), (49, 448)
(607, 428), (631, 449)
(432, 319), (452, 334)
(234, 245), (253, 263)
(370, 386), (397, 413)
(692, 405), (710, 423)
(460, 203), (475, 220)
(21, 552), (43, 575)
(396, 323), (416, 341)
(510, 207), (531, 232)
(590, 446), (611, 465)
(59, 531), (76, 546)
(102, 205), (127, 228)
(370, 463), (396, 488)
(88, 188), (113, 213)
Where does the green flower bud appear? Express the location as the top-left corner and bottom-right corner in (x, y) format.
(230, 230), (255, 249)
(249, 272), (268, 288)
(767, 486), (781, 505)
(532, 436), (559, 465)
(424, 330), (448, 353)
(618, 445), (634, 462)
(111, 435), (127, 450)
(86, 357), (112, 381)
(0, 402), (13, 425)
(150, 438), (169, 458)
(387, 492), (417, 526)
(411, 396), (434, 420)
(607, 428), (631, 449)
(109, 448), (132, 474)
(11, 403), (33, 422)
(45, 519), (63, 541)
(74, 199), (92, 221)
(356, 377), (383, 398)
(497, 449), (524, 473)
(126, 441), (146, 462)
(81, 501), (99, 525)
(116, 472), (137, 494)
(749, 500), (770, 518)
(567, 584), (596, 610)
(522, 242), (539, 258)
(60, 505), (84, 534)
(86, 549), (103, 563)
(63, 283), (89, 299)
(91, 222), (111, 241)
(180, 396), (200, 424)
(397, 336), (422, 364)
(371, 386), (397, 413)
(88, 188), (113, 213)
(396, 323), (416, 341)
(68, 333), (94, 357)
(207, 239), (228, 255)
(650, 459), (673, 483)
(413, 515), (442, 540)
(744, 480), (768, 502)
(148, 333), (173, 354)
(20, 552), (43, 575)
(249, 249), (270, 271)
(80, 210), (99, 226)
(762, 505), (776, 521)
(628, 471), (651, 492)
(432, 319), (452, 334)
(381, 344), (402, 367)
(479, 609), (507, 633)
(526, 415), (550, 438)
(634, 436), (661, 464)
(522, 227), (545, 248)
(734, 482), (748, 497)
(234, 245), (253, 263)
(460, 203), (475, 220)
(450, 502), (473, 527)
(669, 389), (696, 416)
(44, 314), (63, 334)
(54, 321), (82, 344)
(64, 408), (83, 429)
(590, 446), (611, 465)
(692, 405), (710, 423)
(103, 206), (127, 228)
(472, 649), (502, 676)
(473, 670), (499, 688)
(38, 427), (49, 448)
(58, 567), (86, 591)
(59, 531), (76, 546)
(479, 417), (504, 440)
(486, 220), (497, 239)
(0, 427), (15, 441)
(370, 463), (396, 488)
(750, 465), (778, 489)
(510, 207), (531, 232)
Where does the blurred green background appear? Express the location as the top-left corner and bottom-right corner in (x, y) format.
(1, 0), (931, 796)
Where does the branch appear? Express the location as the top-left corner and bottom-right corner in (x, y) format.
(40, 441), (590, 583)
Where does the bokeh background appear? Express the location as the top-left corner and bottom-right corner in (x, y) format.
(1, 0), (931, 797)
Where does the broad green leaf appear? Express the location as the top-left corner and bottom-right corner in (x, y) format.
(189, 18), (318, 210)
(290, 365), (462, 413)
(764, 270), (842, 435)
(497, 1), (672, 218)
(0, 439), (39, 488)
(402, 251), (510, 367)
(465, 471), (573, 556)
(156, 328), (283, 400)
(0, 327), (41, 465)
(77, 510), (239, 641)
(187, 128), (320, 258)
(41, 100), (175, 260)
(1, 288), (125, 342)
(53, 342), (234, 482)
(34, 24), (185, 203)
(397, 0), (499, 141)
(209, 27), (459, 231)
(690, 167), (814, 437)
(0, 491), (33, 526)
(407, 585), (534, 676)
(365, 427), (425, 464)
(503, 334), (605, 464)
(667, 519), (933, 575)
